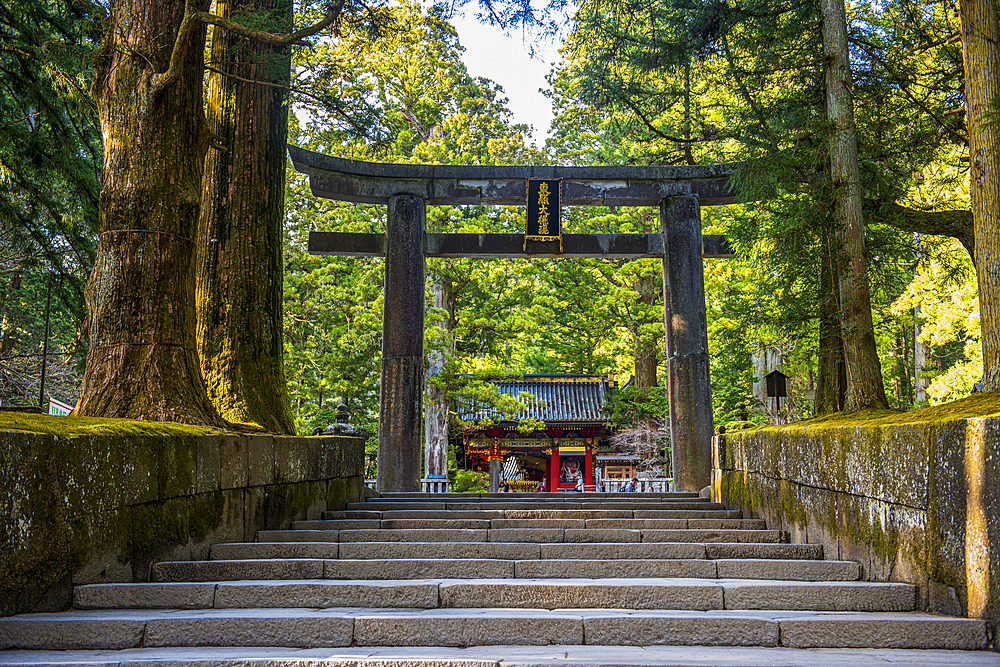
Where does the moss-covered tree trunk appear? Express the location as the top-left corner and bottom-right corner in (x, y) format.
(958, 0), (1000, 392)
(821, 0), (888, 410)
(197, 0), (295, 433)
(77, 0), (225, 425)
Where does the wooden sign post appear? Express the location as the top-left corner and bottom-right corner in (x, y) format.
(525, 179), (562, 253)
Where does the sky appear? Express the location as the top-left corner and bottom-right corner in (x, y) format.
(448, 12), (564, 146)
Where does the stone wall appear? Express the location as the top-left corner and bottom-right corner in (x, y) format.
(0, 430), (365, 617)
(713, 414), (999, 625)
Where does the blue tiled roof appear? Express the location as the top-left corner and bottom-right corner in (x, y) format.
(463, 374), (614, 423)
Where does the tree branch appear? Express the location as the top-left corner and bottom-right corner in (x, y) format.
(0, 111), (40, 132)
(193, 0), (346, 47)
(203, 63), (369, 134)
(150, 0), (202, 95)
(152, 0), (348, 95)
(401, 105), (430, 140)
(873, 202), (975, 263)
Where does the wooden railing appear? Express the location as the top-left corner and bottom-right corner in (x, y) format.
(421, 478), (449, 493)
(363, 477), (672, 492)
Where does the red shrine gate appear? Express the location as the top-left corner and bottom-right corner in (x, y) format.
(289, 145), (738, 493)
(462, 374), (618, 492)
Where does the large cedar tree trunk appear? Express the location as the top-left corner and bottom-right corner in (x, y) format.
(77, 0), (226, 425)
(197, 0), (296, 432)
(820, 0), (888, 409)
(959, 0), (1000, 392)
(815, 223), (847, 414)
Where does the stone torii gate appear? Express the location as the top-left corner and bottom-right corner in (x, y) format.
(288, 145), (738, 494)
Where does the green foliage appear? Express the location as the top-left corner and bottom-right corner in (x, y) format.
(284, 1), (543, 437)
(546, 0), (973, 420)
(601, 385), (668, 429)
(293, 0), (545, 164)
(892, 237), (981, 404)
(281, 188), (385, 434)
(0, 0), (103, 407)
(282, 0), (980, 455)
(449, 468), (489, 492)
(0, 271), (84, 406)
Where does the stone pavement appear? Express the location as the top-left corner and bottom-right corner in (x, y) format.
(1, 492), (995, 666)
(1, 645), (999, 666)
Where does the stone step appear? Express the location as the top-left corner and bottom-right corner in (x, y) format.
(202, 537), (822, 564)
(97, 557), (864, 591)
(326, 509), (745, 520)
(162, 555), (851, 582)
(212, 543), (340, 560)
(4, 644), (996, 666)
(339, 529), (489, 543)
(339, 541), (818, 561)
(339, 542), (544, 560)
(76, 578), (908, 612)
(641, 530), (783, 543)
(157, 542), (827, 580)
(321, 557), (858, 580)
(289, 518), (766, 531)
(2, 608), (982, 651)
(325, 559), (518, 580)
(431, 579), (917, 612)
(127, 566), (916, 611)
(257, 530), (340, 542)
(154, 559), (328, 582)
(347, 502), (724, 511)
(291, 519), (383, 530)
(251, 528), (784, 544)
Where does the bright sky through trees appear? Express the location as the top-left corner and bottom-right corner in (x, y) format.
(449, 11), (561, 145)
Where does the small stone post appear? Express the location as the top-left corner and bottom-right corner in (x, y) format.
(661, 195), (714, 492)
(377, 194), (425, 492)
(489, 457), (501, 493)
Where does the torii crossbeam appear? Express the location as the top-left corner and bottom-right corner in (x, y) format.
(288, 145), (739, 493)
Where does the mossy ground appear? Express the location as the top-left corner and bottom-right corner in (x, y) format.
(755, 391), (1000, 432)
(0, 412), (222, 437)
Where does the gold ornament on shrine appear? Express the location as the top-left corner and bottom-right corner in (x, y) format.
(524, 178), (563, 252)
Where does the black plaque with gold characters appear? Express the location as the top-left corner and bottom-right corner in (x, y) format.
(524, 178), (562, 252)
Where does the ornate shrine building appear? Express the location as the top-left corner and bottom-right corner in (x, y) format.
(461, 374), (621, 491)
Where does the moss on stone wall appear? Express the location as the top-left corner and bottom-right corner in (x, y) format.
(752, 392), (1000, 433)
(716, 392), (1000, 620)
(0, 413), (220, 437)
(1, 428), (364, 617)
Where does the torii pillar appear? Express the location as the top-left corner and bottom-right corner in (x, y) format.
(376, 194), (425, 493)
(662, 195), (714, 492)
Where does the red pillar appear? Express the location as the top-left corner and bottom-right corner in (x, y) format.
(550, 446), (560, 491)
(585, 447), (594, 489)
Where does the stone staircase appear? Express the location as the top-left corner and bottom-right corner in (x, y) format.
(1, 492), (996, 667)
